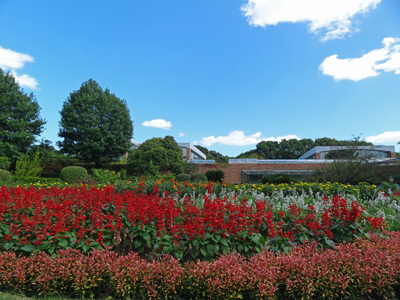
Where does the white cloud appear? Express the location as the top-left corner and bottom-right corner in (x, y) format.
(0, 46), (39, 90)
(366, 131), (400, 143)
(178, 132), (185, 137)
(0, 46), (34, 70)
(241, 0), (381, 41)
(194, 130), (300, 147)
(319, 37), (400, 81)
(11, 71), (39, 90)
(141, 119), (172, 130)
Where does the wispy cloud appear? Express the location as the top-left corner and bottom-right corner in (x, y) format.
(319, 37), (400, 81)
(178, 132), (185, 137)
(241, 0), (381, 41)
(141, 119), (172, 130)
(366, 131), (400, 143)
(194, 130), (300, 146)
(0, 46), (39, 89)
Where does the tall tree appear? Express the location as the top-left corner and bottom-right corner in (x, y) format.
(0, 68), (46, 162)
(126, 136), (183, 176)
(58, 79), (133, 167)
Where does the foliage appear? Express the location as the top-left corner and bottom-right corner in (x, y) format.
(126, 136), (183, 176)
(91, 168), (119, 185)
(175, 174), (191, 182)
(14, 149), (43, 177)
(0, 234), (400, 299)
(0, 69), (46, 163)
(0, 169), (12, 185)
(59, 166), (88, 183)
(190, 172), (207, 182)
(205, 169), (225, 182)
(57, 79), (134, 168)
(120, 168), (127, 180)
(0, 156), (10, 170)
(260, 174), (293, 184)
(182, 160), (199, 174)
(194, 145), (231, 163)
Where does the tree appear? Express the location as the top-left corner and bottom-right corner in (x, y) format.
(195, 145), (231, 163)
(58, 79), (133, 167)
(126, 136), (183, 176)
(0, 68), (46, 163)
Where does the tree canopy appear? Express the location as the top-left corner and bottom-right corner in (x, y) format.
(57, 79), (133, 167)
(236, 137), (373, 159)
(194, 145), (231, 163)
(0, 68), (46, 162)
(126, 136), (183, 176)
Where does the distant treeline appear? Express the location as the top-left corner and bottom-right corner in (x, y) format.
(197, 138), (372, 162)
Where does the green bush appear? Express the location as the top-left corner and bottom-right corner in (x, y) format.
(190, 173), (207, 182)
(175, 174), (191, 182)
(0, 156), (11, 170)
(0, 169), (12, 186)
(14, 149), (43, 177)
(60, 166), (88, 183)
(92, 168), (119, 184)
(205, 170), (225, 182)
(260, 174), (293, 184)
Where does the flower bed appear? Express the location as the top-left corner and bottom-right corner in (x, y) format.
(0, 233), (399, 299)
(0, 185), (388, 258)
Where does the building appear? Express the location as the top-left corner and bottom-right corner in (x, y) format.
(195, 145), (397, 184)
(178, 143), (207, 161)
(299, 145), (396, 160)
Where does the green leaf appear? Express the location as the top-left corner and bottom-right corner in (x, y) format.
(82, 245), (89, 253)
(237, 244), (244, 253)
(325, 240), (335, 248)
(134, 240), (142, 249)
(190, 248), (199, 259)
(142, 233), (150, 242)
(3, 243), (12, 251)
(21, 244), (34, 253)
(364, 232), (371, 239)
(192, 239), (200, 248)
(58, 239), (68, 249)
(221, 244), (229, 254)
(211, 235), (221, 243)
(207, 244), (219, 256)
(220, 238), (229, 247)
(283, 246), (291, 255)
(200, 247), (207, 257)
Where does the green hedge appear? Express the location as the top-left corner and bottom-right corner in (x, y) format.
(60, 166), (88, 183)
(0, 169), (12, 185)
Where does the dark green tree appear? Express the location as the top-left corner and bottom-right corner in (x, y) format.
(194, 145), (231, 163)
(126, 136), (183, 176)
(0, 68), (46, 163)
(58, 79), (133, 167)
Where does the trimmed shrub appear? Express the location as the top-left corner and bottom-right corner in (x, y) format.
(205, 170), (225, 182)
(260, 174), (293, 185)
(190, 173), (207, 182)
(175, 174), (191, 182)
(60, 166), (88, 183)
(0, 156), (11, 170)
(0, 169), (12, 185)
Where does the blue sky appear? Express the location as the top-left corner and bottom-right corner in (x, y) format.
(1, 0), (399, 157)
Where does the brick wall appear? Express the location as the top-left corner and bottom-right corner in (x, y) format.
(197, 163), (328, 184)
